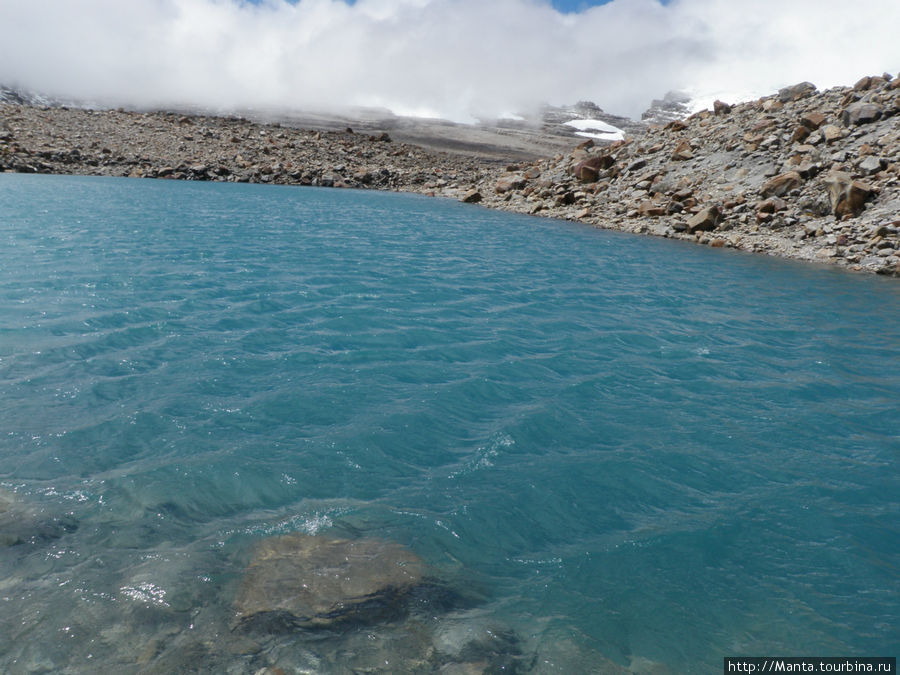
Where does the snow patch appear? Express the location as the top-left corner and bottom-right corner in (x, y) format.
(564, 118), (625, 142)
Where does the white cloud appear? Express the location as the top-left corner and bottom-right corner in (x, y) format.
(0, 0), (898, 121)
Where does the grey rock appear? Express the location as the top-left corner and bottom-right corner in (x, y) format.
(858, 156), (884, 174)
(778, 82), (817, 102)
(842, 102), (883, 126)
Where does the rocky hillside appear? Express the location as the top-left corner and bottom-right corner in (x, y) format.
(455, 75), (900, 276)
(0, 105), (499, 190)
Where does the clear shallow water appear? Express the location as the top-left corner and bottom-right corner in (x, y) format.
(0, 174), (897, 673)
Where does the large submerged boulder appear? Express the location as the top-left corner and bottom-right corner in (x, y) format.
(233, 533), (426, 632)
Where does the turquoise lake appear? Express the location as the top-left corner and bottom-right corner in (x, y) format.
(0, 174), (897, 673)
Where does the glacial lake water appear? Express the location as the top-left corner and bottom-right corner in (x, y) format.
(0, 174), (897, 673)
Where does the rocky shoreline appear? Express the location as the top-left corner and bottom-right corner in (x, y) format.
(2, 73), (899, 276)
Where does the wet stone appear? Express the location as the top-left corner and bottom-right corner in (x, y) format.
(0, 490), (78, 547)
(233, 533), (426, 632)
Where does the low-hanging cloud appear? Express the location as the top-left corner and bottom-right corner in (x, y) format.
(1, 0), (898, 121)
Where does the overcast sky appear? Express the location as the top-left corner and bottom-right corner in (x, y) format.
(1, 0), (898, 121)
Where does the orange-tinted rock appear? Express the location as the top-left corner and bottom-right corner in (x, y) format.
(686, 205), (722, 233)
(800, 112), (827, 130)
(495, 176), (526, 193)
(824, 171), (874, 218)
(638, 200), (667, 217)
(792, 126), (811, 143)
(671, 139), (693, 161)
(573, 155), (615, 183)
(760, 171), (803, 198)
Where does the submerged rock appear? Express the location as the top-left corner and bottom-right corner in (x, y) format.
(432, 610), (524, 670)
(234, 533), (426, 631)
(0, 490), (78, 547)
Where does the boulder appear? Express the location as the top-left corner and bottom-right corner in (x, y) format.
(821, 124), (844, 144)
(234, 534), (425, 631)
(757, 197), (788, 214)
(638, 200), (667, 217)
(760, 171), (803, 198)
(713, 100), (732, 115)
(671, 139), (694, 161)
(823, 171), (875, 218)
(686, 205), (722, 233)
(460, 189), (482, 203)
(853, 75), (886, 91)
(800, 112), (827, 130)
(494, 176), (526, 194)
(858, 157), (884, 175)
(842, 102), (883, 126)
(791, 126), (811, 143)
(778, 82), (816, 103)
(573, 155), (614, 182)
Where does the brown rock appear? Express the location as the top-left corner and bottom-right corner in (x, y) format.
(495, 176), (526, 194)
(713, 100), (732, 115)
(573, 155), (615, 183)
(234, 534), (425, 630)
(823, 172), (874, 218)
(574, 164), (599, 183)
(638, 200), (667, 217)
(671, 139), (694, 161)
(822, 124), (844, 144)
(686, 205), (722, 233)
(760, 171), (803, 198)
(750, 119), (777, 134)
(460, 189), (482, 203)
(791, 125), (811, 143)
(800, 112), (827, 130)
(757, 197), (788, 214)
